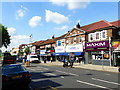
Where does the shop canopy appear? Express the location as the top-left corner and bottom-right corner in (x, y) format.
(53, 53), (69, 56)
(74, 52), (83, 56)
(53, 52), (83, 56)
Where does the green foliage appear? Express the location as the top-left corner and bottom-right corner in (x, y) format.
(0, 24), (11, 48)
(18, 49), (24, 56)
(24, 47), (31, 55)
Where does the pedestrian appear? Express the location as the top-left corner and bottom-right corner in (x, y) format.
(50, 57), (53, 63)
(69, 54), (75, 68)
(63, 57), (68, 67)
(44, 57), (47, 63)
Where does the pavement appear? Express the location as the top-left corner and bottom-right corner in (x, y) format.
(38, 61), (119, 73)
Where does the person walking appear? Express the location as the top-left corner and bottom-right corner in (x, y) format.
(69, 53), (75, 68)
(50, 57), (53, 63)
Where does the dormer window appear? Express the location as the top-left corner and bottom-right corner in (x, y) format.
(74, 32), (76, 35)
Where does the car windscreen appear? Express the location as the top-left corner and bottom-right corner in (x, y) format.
(31, 56), (38, 58)
(2, 65), (26, 74)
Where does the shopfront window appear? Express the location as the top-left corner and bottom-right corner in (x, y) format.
(92, 51), (109, 60)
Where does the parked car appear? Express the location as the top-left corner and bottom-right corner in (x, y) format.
(2, 64), (31, 90)
(27, 55), (40, 63)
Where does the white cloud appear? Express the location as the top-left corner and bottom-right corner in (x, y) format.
(12, 35), (30, 40)
(7, 27), (16, 35)
(55, 25), (69, 30)
(1, 35), (30, 52)
(45, 10), (69, 24)
(50, 0), (90, 10)
(16, 5), (28, 20)
(29, 16), (42, 27)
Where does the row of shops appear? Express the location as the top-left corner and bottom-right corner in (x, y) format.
(39, 40), (120, 66)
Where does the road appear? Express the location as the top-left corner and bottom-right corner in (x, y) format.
(24, 63), (120, 90)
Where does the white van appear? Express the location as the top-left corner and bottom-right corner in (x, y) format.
(27, 55), (40, 63)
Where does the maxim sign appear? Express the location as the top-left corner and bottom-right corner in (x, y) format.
(85, 41), (109, 49)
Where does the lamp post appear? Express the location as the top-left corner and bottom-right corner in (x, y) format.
(101, 50), (104, 70)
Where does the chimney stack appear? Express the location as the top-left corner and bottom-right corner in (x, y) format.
(76, 22), (80, 28)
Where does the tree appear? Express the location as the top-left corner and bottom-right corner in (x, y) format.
(24, 47), (31, 55)
(18, 49), (24, 56)
(0, 24), (11, 48)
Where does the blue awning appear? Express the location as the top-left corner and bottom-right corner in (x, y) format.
(74, 52), (83, 56)
(53, 53), (69, 56)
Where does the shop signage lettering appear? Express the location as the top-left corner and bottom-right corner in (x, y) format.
(85, 41), (109, 49)
(55, 46), (65, 53)
(66, 44), (83, 52)
(86, 42), (106, 47)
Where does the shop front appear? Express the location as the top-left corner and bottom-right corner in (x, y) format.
(112, 41), (120, 66)
(53, 46), (68, 62)
(85, 40), (110, 66)
(66, 44), (84, 64)
(40, 50), (46, 61)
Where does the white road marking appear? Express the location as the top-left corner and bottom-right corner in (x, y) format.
(32, 78), (47, 82)
(76, 80), (114, 90)
(92, 78), (120, 85)
(56, 70), (79, 76)
(37, 67), (49, 70)
(86, 71), (90, 72)
(105, 74), (111, 75)
(44, 73), (57, 76)
(60, 76), (64, 78)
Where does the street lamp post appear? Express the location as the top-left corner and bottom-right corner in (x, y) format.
(101, 51), (104, 70)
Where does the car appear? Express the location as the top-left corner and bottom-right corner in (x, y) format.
(27, 55), (40, 63)
(2, 64), (31, 90)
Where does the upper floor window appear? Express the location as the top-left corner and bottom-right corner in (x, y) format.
(57, 41), (61, 46)
(118, 31), (120, 36)
(68, 38), (71, 44)
(101, 30), (107, 40)
(73, 37), (76, 42)
(79, 36), (82, 42)
(90, 34), (93, 41)
(96, 32), (100, 40)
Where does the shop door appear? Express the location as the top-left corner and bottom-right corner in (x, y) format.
(113, 52), (120, 66)
(88, 52), (92, 64)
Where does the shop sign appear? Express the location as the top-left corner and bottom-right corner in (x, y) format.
(85, 41), (109, 49)
(40, 50), (46, 54)
(46, 44), (51, 48)
(112, 41), (120, 50)
(66, 44), (83, 52)
(55, 46), (65, 53)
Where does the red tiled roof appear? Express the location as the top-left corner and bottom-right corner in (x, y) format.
(38, 33), (67, 46)
(32, 40), (45, 46)
(80, 20), (112, 32)
(110, 20), (120, 27)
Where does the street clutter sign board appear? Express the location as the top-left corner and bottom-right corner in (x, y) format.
(66, 44), (83, 52)
(55, 46), (65, 53)
(40, 50), (46, 54)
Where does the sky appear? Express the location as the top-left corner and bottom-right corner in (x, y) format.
(1, 0), (118, 52)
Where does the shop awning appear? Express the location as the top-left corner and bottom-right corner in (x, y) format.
(74, 52), (83, 56)
(53, 53), (69, 56)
